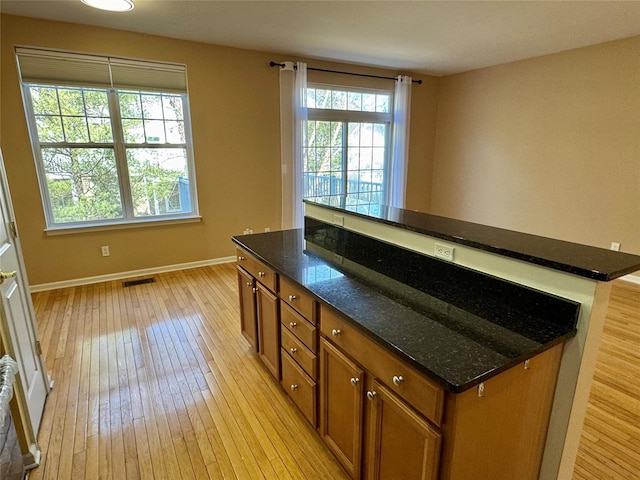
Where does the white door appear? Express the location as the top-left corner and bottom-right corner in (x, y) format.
(0, 148), (49, 435)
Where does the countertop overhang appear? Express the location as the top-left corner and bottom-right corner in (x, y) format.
(304, 197), (640, 281)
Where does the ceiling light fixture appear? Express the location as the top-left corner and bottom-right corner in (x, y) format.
(81, 0), (134, 12)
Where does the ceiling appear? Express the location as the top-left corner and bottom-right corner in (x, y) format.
(2, 1), (640, 76)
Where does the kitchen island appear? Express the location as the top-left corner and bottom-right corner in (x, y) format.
(233, 197), (640, 479)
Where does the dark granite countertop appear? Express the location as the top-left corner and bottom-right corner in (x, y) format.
(304, 196), (640, 281)
(232, 228), (580, 393)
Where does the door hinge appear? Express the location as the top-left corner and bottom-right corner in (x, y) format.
(9, 221), (17, 239)
(35, 340), (42, 355)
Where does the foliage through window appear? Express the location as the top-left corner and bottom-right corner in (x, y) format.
(17, 48), (197, 229)
(303, 85), (392, 206)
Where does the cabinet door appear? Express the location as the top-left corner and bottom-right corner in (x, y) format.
(237, 267), (258, 351)
(366, 380), (441, 480)
(320, 338), (364, 479)
(257, 284), (280, 379)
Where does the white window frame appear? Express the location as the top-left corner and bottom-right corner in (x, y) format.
(304, 83), (393, 205)
(16, 47), (199, 233)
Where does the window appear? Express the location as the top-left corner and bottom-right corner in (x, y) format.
(16, 47), (198, 230)
(303, 84), (392, 206)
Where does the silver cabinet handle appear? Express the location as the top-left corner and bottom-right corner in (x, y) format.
(288, 294), (297, 301)
(290, 384), (298, 391)
(246, 281), (252, 287)
(238, 256), (245, 261)
(252, 287), (257, 294)
(331, 329), (341, 337)
(366, 391), (377, 401)
(392, 375), (404, 386)
(350, 377), (359, 386)
(289, 322), (297, 328)
(290, 347), (297, 354)
(258, 271), (265, 277)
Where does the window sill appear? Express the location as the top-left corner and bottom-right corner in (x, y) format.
(44, 215), (202, 236)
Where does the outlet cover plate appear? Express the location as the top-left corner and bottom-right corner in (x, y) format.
(434, 243), (454, 261)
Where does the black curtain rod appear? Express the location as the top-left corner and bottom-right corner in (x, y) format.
(269, 61), (422, 85)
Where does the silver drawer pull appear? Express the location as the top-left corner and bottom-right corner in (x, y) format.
(331, 329), (341, 337)
(392, 375), (404, 386)
(289, 322), (297, 328)
(290, 347), (297, 354)
(350, 377), (359, 386)
(246, 281), (252, 287)
(288, 294), (297, 301)
(252, 287), (257, 294)
(238, 256), (245, 261)
(290, 384), (298, 391)
(366, 391), (377, 401)
(258, 271), (265, 277)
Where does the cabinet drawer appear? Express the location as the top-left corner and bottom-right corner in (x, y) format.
(281, 302), (317, 352)
(282, 326), (317, 379)
(236, 248), (277, 292)
(321, 305), (444, 427)
(281, 351), (317, 427)
(280, 276), (315, 321)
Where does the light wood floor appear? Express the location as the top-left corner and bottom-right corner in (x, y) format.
(29, 263), (349, 480)
(574, 280), (640, 480)
(28, 264), (640, 479)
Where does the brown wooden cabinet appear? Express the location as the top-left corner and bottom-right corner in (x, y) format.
(320, 336), (441, 480)
(319, 338), (365, 479)
(256, 283), (280, 379)
(237, 266), (258, 351)
(237, 248), (280, 380)
(279, 277), (318, 426)
(364, 380), (440, 480)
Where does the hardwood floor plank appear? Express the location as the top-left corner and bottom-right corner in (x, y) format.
(573, 280), (640, 480)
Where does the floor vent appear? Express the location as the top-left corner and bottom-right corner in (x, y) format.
(122, 277), (156, 288)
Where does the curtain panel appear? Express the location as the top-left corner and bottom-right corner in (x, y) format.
(278, 61), (307, 230)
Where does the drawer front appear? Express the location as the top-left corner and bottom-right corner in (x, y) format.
(281, 326), (317, 379)
(280, 276), (315, 321)
(236, 248), (277, 291)
(281, 351), (317, 427)
(281, 302), (317, 352)
(320, 305), (444, 427)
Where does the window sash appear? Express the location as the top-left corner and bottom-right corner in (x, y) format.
(303, 119), (390, 203)
(22, 84), (197, 228)
(304, 83), (393, 203)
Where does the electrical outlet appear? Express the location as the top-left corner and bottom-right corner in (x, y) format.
(243, 228), (253, 235)
(101, 245), (110, 257)
(332, 214), (345, 226)
(610, 242), (621, 251)
(264, 227), (271, 232)
(434, 243), (454, 261)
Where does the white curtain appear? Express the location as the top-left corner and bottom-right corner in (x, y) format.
(388, 75), (412, 209)
(279, 61), (307, 230)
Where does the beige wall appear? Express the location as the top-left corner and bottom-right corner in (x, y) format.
(431, 36), (640, 255)
(0, 14), (437, 285)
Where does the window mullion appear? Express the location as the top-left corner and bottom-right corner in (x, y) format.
(342, 121), (348, 199)
(109, 90), (134, 218)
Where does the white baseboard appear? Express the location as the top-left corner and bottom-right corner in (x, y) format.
(30, 256), (236, 293)
(621, 273), (640, 285)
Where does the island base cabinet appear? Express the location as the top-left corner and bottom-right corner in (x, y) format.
(438, 342), (564, 480)
(319, 338), (365, 479)
(237, 267), (258, 351)
(256, 284), (280, 379)
(364, 380), (441, 480)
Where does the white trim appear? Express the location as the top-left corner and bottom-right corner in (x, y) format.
(621, 273), (640, 285)
(29, 256), (236, 293)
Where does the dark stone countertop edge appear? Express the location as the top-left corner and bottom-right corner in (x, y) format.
(231, 235), (576, 394)
(304, 199), (640, 282)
